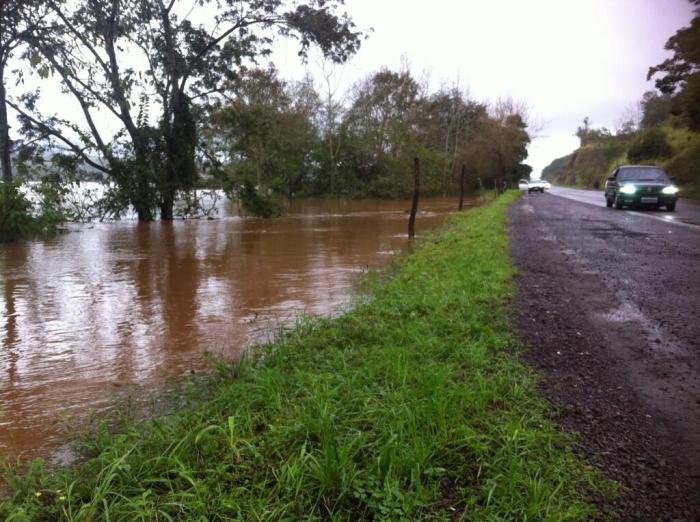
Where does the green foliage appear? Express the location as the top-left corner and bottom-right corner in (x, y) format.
(627, 128), (673, 162)
(641, 91), (672, 128)
(648, 8), (700, 131)
(0, 183), (36, 241)
(648, 11), (700, 96)
(675, 72), (700, 131)
(238, 182), (283, 218)
(11, 0), (362, 221)
(208, 68), (321, 203)
(0, 179), (65, 241)
(0, 193), (611, 520)
(663, 141), (700, 185)
(543, 133), (630, 188)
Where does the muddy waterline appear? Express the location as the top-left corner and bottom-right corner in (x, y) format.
(0, 197), (468, 459)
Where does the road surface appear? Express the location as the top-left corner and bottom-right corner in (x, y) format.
(549, 185), (700, 229)
(509, 191), (700, 521)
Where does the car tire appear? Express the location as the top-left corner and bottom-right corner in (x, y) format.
(606, 196), (613, 208)
(614, 194), (623, 209)
(667, 202), (676, 212)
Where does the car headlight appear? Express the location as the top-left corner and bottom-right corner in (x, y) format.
(619, 184), (637, 194)
(662, 185), (679, 194)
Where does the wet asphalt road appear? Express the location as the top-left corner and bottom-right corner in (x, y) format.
(549, 185), (700, 229)
(509, 191), (700, 520)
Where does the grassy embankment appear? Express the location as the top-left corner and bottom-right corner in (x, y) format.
(543, 121), (700, 199)
(1, 192), (609, 520)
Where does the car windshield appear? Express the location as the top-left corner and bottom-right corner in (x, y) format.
(618, 168), (670, 182)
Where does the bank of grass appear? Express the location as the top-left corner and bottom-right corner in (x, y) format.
(1, 191), (610, 520)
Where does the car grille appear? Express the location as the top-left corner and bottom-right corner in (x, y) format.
(640, 186), (661, 195)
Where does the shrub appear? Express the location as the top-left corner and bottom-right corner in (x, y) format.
(0, 182), (37, 242)
(628, 129), (673, 162)
(663, 143), (700, 185)
(238, 182), (282, 218)
(0, 178), (67, 242)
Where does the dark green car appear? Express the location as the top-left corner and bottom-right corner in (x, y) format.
(604, 165), (679, 212)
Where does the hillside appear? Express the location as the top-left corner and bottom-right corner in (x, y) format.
(543, 120), (700, 199)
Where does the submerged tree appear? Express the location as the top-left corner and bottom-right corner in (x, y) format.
(207, 67), (320, 209)
(12, 0), (362, 221)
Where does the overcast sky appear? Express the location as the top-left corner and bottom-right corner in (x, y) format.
(272, 0), (695, 176)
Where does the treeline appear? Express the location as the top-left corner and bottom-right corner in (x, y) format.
(543, 0), (700, 198)
(205, 67), (531, 212)
(0, 1), (531, 235)
(0, 0), (362, 233)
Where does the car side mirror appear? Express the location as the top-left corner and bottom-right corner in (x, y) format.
(607, 176), (615, 182)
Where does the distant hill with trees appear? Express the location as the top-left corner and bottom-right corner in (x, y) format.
(543, 1), (700, 199)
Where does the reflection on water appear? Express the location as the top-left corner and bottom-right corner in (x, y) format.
(0, 197), (467, 458)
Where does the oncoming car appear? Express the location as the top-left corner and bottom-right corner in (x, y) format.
(528, 178), (545, 193)
(604, 165), (679, 211)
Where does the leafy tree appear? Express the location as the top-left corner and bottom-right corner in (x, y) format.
(640, 91), (672, 128)
(648, 1), (700, 129)
(627, 128), (673, 162)
(207, 68), (320, 213)
(420, 86), (485, 194)
(341, 68), (422, 196)
(14, 0), (362, 221)
(458, 98), (530, 185)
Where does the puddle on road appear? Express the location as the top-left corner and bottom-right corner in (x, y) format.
(585, 226), (648, 239)
(596, 301), (685, 356)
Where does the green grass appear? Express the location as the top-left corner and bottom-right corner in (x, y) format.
(0, 192), (610, 520)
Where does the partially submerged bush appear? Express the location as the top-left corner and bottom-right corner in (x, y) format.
(0, 182), (37, 242)
(0, 178), (67, 242)
(238, 182), (282, 218)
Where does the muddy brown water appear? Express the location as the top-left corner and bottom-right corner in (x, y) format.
(0, 197), (465, 460)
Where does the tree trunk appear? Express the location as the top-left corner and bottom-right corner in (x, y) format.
(408, 156), (420, 239)
(0, 69), (12, 185)
(160, 195), (174, 221)
(458, 164), (465, 211)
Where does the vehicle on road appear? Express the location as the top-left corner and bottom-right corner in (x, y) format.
(528, 178), (545, 193)
(518, 179), (529, 190)
(604, 165), (679, 211)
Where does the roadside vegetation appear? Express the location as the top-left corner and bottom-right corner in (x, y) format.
(543, 3), (700, 199)
(0, 192), (609, 520)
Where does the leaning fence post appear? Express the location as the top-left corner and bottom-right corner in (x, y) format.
(408, 156), (420, 239)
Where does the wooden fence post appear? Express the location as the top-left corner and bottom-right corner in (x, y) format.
(408, 157), (420, 239)
(458, 164), (465, 211)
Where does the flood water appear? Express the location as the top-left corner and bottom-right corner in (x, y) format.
(0, 197), (467, 459)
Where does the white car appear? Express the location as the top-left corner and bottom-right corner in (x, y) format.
(518, 179), (529, 190)
(528, 179), (545, 193)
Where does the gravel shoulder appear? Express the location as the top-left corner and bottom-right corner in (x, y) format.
(509, 192), (700, 521)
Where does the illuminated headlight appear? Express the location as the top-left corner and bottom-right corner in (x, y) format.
(662, 185), (679, 194)
(619, 184), (637, 194)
